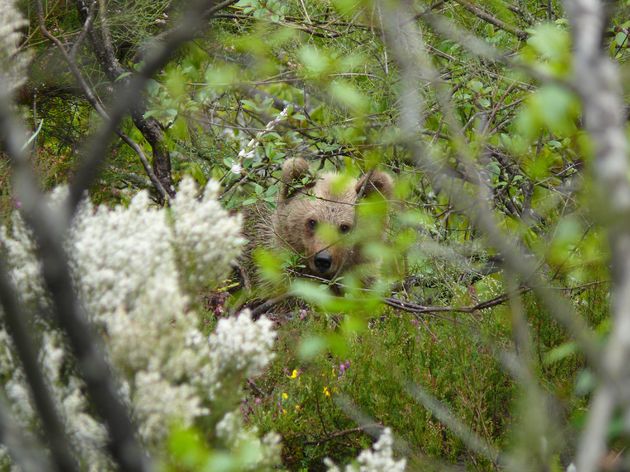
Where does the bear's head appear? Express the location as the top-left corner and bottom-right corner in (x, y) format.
(272, 158), (393, 279)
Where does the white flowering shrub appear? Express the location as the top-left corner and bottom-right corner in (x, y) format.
(324, 428), (406, 472)
(0, 178), (280, 469)
(0, 0), (31, 97)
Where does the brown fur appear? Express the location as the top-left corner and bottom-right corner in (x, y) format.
(253, 158), (393, 281)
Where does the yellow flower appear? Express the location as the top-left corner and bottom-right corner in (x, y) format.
(282, 392), (289, 400)
(282, 408), (287, 415)
(295, 404), (302, 413)
(323, 386), (331, 397)
(289, 369), (299, 379)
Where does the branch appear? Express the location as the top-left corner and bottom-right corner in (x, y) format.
(452, 0), (527, 40)
(75, 0), (176, 199)
(0, 94), (150, 471)
(385, 282), (604, 316)
(376, 0), (601, 372)
(0, 393), (53, 472)
(0, 256), (78, 472)
(384, 289), (524, 315)
(70, 0), (97, 59)
(69, 0), (239, 212)
(35, 0), (168, 202)
(302, 423), (383, 446)
(564, 1), (630, 471)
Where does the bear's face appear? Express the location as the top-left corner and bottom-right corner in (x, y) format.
(273, 158), (393, 279)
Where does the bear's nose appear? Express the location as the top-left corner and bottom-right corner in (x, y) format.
(314, 250), (332, 273)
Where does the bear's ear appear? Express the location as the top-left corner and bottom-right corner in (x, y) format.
(280, 158), (312, 200)
(355, 171), (394, 200)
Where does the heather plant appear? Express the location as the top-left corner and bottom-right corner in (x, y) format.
(0, 178), (280, 469)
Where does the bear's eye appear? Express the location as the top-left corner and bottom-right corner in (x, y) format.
(307, 219), (317, 230)
(339, 224), (351, 234)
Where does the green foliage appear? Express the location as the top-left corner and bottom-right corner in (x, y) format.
(16, 0), (627, 469)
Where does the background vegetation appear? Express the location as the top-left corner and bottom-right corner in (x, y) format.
(2, 0), (630, 470)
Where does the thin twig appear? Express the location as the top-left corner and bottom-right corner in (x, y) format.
(36, 0), (168, 202)
(303, 423), (383, 446)
(250, 294), (290, 318)
(70, 0), (97, 59)
(68, 0), (239, 213)
(452, 0), (527, 40)
(385, 281), (605, 316)
(406, 384), (502, 465)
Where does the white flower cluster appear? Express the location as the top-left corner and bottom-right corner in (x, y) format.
(209, 311), (276, 379)
(170, 178), (245, 291)
(1, 218), (46, 308)
(0, 178), (279, 467)
(215, 411), (282, 470)
(237, 106), (289, 161)
(0, 330), (111, 469)
(324, 428), (406, 472)
(230, 106), (290, 173)
(0, 0), (31, 96)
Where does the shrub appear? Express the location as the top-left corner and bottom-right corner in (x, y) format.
(0, 179), (280, 469)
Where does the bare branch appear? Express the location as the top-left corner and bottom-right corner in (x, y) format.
(564, 1), (630, 470)
(0, 254), (78, 471)
(452, 0), (527, 40)
(35, 0), (168, 201)
(384, 288), (524, 315)
(0, 85), (150, 472)
(302, 423), (383, 447)
(0, 393), (53, 472)
(70, 0), (97, 59)
(70, 0), (239, 206)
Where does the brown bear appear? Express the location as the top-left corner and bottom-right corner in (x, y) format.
(251, 157), (394, 283)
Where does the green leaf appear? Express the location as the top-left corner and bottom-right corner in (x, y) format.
(526, 24), (570, 62)
(298, 335), (327, 360)
(543, 341), (577, 365)
(290, 280), (333, 305)
(329, 81), (368, 114)
(298, 46), (330, 77)
(331, 0), (361, 17)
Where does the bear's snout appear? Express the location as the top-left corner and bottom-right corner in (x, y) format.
(314, 250), (333, 274)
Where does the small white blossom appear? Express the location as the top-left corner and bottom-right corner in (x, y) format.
(133, 371), (208, 445)
(0, 0), (31, 96)
(233, 107), (290, 172)
(216, 411), (282, 470)
(0, 178), (279, 467)
(325, 428), (406, 472)
(208, 310), (276, 379)
(237, 149), (255, 159)
(170, 178), (245, 291)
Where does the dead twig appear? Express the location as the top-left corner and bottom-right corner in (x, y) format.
(452, 0), (527, 40)
(303, 423), (383, 446)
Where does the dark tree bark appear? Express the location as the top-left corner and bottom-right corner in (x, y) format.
(76, 0), (176, 198)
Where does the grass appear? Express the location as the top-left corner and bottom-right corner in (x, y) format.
(236, 281), (609, 471)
